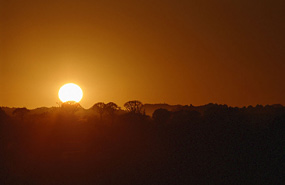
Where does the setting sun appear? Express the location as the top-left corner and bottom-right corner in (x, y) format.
(58, 83), (83, 103)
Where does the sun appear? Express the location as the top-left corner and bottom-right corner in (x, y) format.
(58, 83), (83, 103)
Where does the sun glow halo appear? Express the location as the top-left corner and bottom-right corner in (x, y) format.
(58, 83), (83, 103)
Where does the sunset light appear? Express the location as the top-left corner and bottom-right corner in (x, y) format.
(58, 83), (83, 103)
(1, 1), (284, 184)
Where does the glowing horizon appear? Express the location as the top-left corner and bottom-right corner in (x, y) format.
(1, 0), (284, 109)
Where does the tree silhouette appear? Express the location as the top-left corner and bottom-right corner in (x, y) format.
(0, 108), (8, 121)
(106, 102), (120, 122)
(92, 102), (106, 120)
(1, 103), (284, 185)
(124, 100), (143, 114)
(12, 107), (30, 119)
(152, 108), (171, 124)
(61, 102), (81, 113)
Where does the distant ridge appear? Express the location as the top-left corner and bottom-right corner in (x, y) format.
(2, 103), (284, 117)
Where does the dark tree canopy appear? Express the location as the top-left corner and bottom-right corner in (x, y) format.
(0, 103), (284, 185)
(61, 102), (81, 113)
(152, 108), (171, 124)
(92, 102), (107, 119)
(124, 100), (143, 114)
(12, 107), (30, 119)
(0, 108), (8, 121)
(106, 102), (119, 116)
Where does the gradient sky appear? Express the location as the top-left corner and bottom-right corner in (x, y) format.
(1, 0), (284, 109)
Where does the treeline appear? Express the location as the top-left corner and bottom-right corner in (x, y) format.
(0, 102), (284, 185)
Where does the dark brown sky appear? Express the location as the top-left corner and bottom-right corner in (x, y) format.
(1, 0), (284, 108)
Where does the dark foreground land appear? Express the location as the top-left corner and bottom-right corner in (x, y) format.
(0, 104), (284, 185)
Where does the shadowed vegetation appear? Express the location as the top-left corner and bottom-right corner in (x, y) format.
(0, 103), (284, 185)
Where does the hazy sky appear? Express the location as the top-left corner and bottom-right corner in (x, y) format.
(1, 0), (284, 108)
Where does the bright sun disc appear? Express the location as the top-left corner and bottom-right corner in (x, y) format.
(58, 83), (83, 103)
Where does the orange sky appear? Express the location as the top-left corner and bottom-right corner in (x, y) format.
(1, 0), (284, 109)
